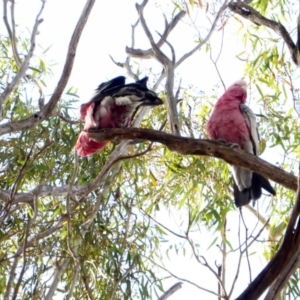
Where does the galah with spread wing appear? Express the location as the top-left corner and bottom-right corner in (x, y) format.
(206, 80), (275, 207)
(76, 76), (163, 157)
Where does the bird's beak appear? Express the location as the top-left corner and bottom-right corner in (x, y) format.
(241, 83), (247, 91)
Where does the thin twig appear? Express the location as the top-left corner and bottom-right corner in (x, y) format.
(240, 210), (252, 283)
(209, 27), (226, 90)
(185, 233), (227, 296)
(228, 216), (270, 298)
(55, 112), (80, 124)
(176, 0), (229, 68)
(0, 1), (45, 120)
(221, 216), (227, 292)
(66, 151), (79, 262)
(11, 212), (34, 300)
(143, 211), (186, 239)
(3, 0), (22, 68)
(65, 262), (80, 300)
(158, 282), (183, 300)
(149, 257), (224, 298)
(0, 145), (34, 228)
(82, 272), (95, 300)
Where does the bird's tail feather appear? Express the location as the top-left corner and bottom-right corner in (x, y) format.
(233, 172), (275, 207)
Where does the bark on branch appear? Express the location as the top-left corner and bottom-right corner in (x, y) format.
(87, 127), (297, 192)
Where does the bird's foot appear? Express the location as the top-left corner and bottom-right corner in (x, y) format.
(217, 139), (240, 149)
(217, 138), (228, 144)
(228, 142), (240, 149)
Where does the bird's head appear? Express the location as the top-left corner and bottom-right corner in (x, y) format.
(225, 79), (247, 103)
(228, 80), (247, 92)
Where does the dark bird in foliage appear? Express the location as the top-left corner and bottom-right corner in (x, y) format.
(206, 80), (275, 207)
(76, 76), (163, 157)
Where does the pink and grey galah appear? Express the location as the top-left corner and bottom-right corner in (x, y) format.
(206, 80), (275, 207)
(76, 76), (163, 157)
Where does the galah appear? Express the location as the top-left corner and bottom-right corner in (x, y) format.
(206, 80), (275, 207)
(76, 76), (163, 157)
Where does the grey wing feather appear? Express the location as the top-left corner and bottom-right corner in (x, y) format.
(239, 104), (260, 155)
(232, 105), (275, 206)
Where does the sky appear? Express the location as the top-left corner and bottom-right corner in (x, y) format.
(2, 0), (288, 299)
(13, 0), (247, 104)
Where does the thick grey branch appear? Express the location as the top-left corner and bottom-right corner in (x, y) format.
(136, 0), (179, 135)
(0, 184), (84, 206)
(264, 168), (300, 300)
(265, 248), (300, 300)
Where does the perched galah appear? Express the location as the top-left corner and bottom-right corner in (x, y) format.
(76, 76), (163, 157)
(206, 80), (275, 207)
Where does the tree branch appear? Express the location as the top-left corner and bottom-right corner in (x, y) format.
(126, 10), (186, 59)
(0, 0), (95, 136)
(158, 282), (183, 300)
(228, 1), (297, 65)
(87, 128), (297, 192)
(176, 0), (229, 68)
(150, 258), (224, 298)
(0, 1), (44, 120)
(1, 126), (295, 208)
(45, 258), (70, 300)
(135, 0), (179, 135)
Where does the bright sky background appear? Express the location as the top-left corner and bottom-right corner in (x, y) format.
(2, 0), (292, 299)
(13, 0), (246, 102)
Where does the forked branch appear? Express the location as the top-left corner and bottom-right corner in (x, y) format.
(0, 0), (95, 136)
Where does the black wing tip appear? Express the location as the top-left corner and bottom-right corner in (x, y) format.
(139, 98), (163, 107)
(137, 76), (149, 84)
(95, 76), (126, 92)
(96, 76), (150, 93)
(252, 173), (276, 196)
(141, 91), (164, 107)
(90, 75), (163, 106)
